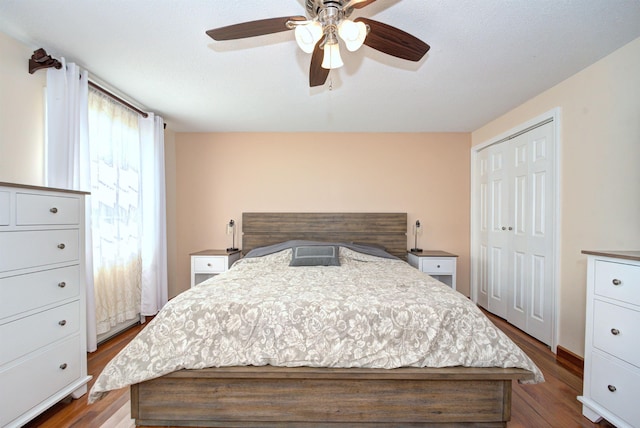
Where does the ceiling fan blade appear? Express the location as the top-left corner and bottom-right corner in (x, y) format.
(355, 17), (430, 62)
(309, 40), (329, 87)
(206, 16), (306, 40)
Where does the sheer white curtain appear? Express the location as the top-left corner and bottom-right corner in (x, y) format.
(88, 89), (143, 336)
(45, 59), (98, 352)
(88, 90), (168, 335)
(139, 114), (168, 315)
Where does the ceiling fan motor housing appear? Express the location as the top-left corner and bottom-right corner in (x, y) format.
(306, 0), (353, 19)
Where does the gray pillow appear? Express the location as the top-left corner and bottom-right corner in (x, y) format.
(290, 245), (340, 267)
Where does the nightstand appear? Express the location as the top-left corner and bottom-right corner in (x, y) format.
(190, 249), (241, 287)
(407, 251), (458, 290)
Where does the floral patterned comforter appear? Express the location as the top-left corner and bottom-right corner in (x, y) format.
(89, 247), (543, 403)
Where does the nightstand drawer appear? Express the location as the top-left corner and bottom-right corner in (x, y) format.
(407, 252), (458, 290)
(591, 352), (640, 426)
(194, 257), (226, 273)
(16, 193), (79, 225)
(191, 250), (241, 287)
(593, 300), (640, 368)
(420, 259), (455, 274)
(594, 260), (640, 306)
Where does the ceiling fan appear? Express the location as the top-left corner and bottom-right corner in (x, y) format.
(206, 0), (430, 87)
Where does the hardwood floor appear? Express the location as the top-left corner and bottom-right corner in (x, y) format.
(22, 312), (615, 428)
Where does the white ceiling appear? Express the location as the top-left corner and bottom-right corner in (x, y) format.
(1, 0), (639, 133)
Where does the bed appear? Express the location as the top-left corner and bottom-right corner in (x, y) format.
(90, 213), (543, 427)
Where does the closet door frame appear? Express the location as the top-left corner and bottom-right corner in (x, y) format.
(470, 108), (561, 353)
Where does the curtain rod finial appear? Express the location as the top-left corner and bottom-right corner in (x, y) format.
(29, 48), (62, 74)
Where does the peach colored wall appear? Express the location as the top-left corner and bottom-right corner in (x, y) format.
(472, 37), (640, 356)
(0, 32), (46, 185)
(173, 132), (471, 298)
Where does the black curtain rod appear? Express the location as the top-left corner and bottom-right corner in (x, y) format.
(88, 81), (148, 118)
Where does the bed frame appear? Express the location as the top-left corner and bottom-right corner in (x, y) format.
(130, 213), (535, 427)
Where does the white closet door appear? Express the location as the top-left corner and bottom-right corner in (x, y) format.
(476, 148), (490, 309)
(486, 143), (509, 319)
(519, 123), (555, 344)
(475, 120), (555, 346)
(506, 134), (529, 332)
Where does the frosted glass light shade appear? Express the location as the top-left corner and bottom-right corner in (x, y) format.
(321, 42), (344, 69)
(294, 22), (323, 53)
(338, 19), (367, 52)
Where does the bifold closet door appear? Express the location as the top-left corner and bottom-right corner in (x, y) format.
(476, 121), (555, 346)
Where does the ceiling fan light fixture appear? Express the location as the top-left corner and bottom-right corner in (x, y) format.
(338, 19), (367, 52)
(294, 21), (323, 54)
(321, 41), (343, 69)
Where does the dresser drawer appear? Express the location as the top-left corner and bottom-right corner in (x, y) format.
(194, 256), (227, 273)
(593, 300), (640, 368)
(0, 335), (81, 427)
(16, 193), (79, 225)
(0, 229), (79, 272)
(0, 301), (80, 365)
(0, 266), (80, 319)
(590, 352), (640, 426)
(420, 258), (455, 274)
(0, 190), (9, 226)
(594, 260), (640, 306)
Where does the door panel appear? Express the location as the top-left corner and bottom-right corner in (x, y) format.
(531, 254), (546, 321)
(532, 171), (547, 237)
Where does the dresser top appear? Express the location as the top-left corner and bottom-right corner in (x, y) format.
(0, 181), (90, 195)
(582, 250), (640, 262)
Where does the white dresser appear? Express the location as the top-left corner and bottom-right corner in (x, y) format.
(0, 182), (91, 428)
(579, 250), (640, 428)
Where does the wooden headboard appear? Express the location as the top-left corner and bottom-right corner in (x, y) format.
(242, 213), (407, 259)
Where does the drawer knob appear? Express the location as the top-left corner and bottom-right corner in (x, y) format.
(58, 281), (66, 288)
(207, 263), (212, 267)
(50, 207), (58, 213)
(437, 265), (441, 268)
(59, 363), (68, 370)
(607, 385), (617, 392)
(59, 320), (67, 326)
(57, 243), (66, 249)
(611, 328), (620, 336)
(612, 278), (622, 286)
(501, 227), (506, 231)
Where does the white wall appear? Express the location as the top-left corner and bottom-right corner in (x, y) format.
(0, 32), (46, 185)
(472, 37), (640, 356)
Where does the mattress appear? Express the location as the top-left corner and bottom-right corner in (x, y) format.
(89, 243), (543, 403)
